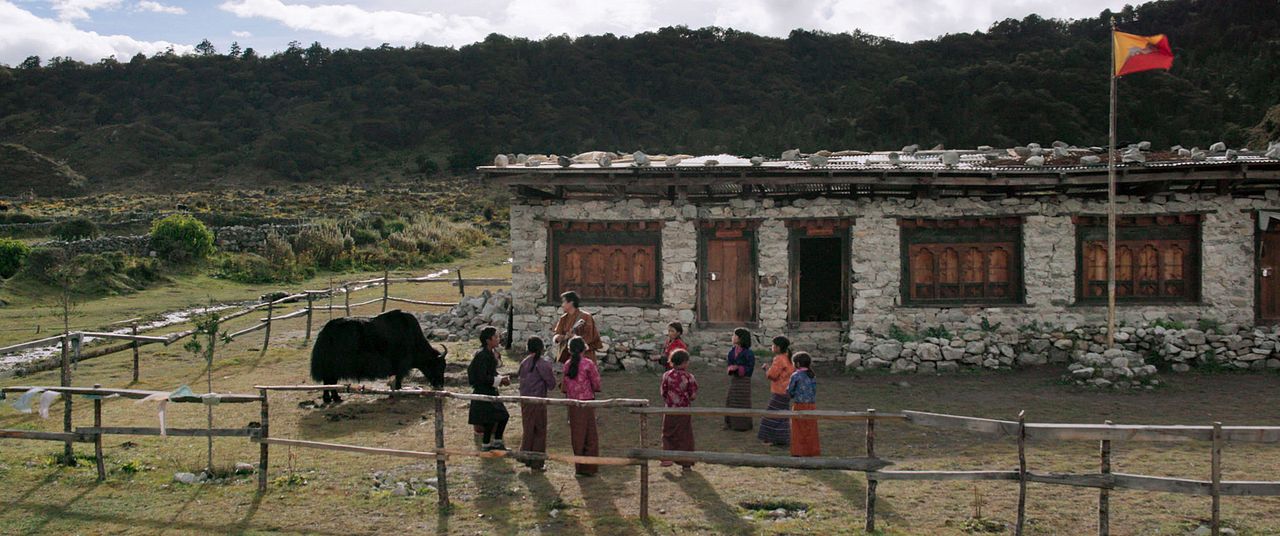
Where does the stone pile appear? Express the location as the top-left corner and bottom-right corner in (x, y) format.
(418, 289), (511, 342)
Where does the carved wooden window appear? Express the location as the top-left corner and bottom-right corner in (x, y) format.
(898, 217), (1024, 305)
(549, 221), (662, 304)
(1074, 214), (1201, 303)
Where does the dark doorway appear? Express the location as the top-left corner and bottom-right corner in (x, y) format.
(794, 236), (844, 322)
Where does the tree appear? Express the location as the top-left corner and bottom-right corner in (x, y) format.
(150, 214), (215, 263)
(18, 55), (40, 69)
(195, 39), (217, 56)
(0, 238), (30, 278)
(228, 41), (242, 59)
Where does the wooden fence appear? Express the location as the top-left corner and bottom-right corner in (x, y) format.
(2, 381), (1278, 535)
(0, 267), (511, 381)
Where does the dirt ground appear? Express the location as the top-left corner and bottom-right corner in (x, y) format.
(2, 316), (1280, 535)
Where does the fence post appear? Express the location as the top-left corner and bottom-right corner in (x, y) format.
(1016, 410), (1027, 536)
(378, 271), (389, 312)
(1211, 421), (1222, 536)
(262, 299), (274, 352)
(131, 323), (140, 383)
(344, 284), (351, 317)
(639, 413), (650, 523)
(258, 388), (269, 493)
(455, 268), (465, 297)
(865, 408), (878, 534)
(434, 395), (450, 511)
(304, 293), (314, 343)
(92, 383), (105, 481)
(1099, 420), (1111, 536)
(60, 333), (74, 464)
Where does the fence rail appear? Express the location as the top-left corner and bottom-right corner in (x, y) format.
(0, 268), (511, 383)
(7, 378), (1276, 534)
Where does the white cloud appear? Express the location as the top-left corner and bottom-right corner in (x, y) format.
(232, 30), (252, 38)
(135, 0), (186, 15)
(0, 1), (192, 64)
(216, 0), (1126, 47)
(49, 0), (122, 21)
(219, 0), (494, 45)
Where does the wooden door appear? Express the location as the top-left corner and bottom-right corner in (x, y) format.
(1259, 229), (1280, 323)
(704, 236), (755, 323)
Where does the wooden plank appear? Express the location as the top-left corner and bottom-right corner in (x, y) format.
(385, 296), (457, 307)
(0, 334), (67, 354)
(349, 298), (382, 308)
(868, 470), (1019, 481)
(78, 340), (148, 360)
(251, 385), (649, 408)
(227, 322), (268, 340)
(1212, 422), (1222, 535)
(1, 386), (262, 404)
(78, 332), (170, 344)
(1026, 472), (1113, 489)
(624, 449), (891, 471)
(1023, 423), (1280, 443)
(448, 278), (511, 286)
(1111, 473), (1212, 495)
(631, 406), (906, 421)
(903, 410), (1021, 436)
(258, 309), (308, 322)
(77, 427), (259, 437)
(0, 429), (93, 442)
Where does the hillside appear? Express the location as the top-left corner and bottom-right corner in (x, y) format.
(0, 0), (1278, 193)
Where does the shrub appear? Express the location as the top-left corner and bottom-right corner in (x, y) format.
(150, 214), (214, 263)
(292, 222), (353, 269)
(0, 238), (31, 278)
(16, 247), (66, 283)
(350, 227), (380, 246)
(386, 215), (490, 262)
(51, 218), (99, 241)
(216, 253), (312, 284)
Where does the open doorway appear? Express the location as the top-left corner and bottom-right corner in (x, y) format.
(791, 231), (848, 323)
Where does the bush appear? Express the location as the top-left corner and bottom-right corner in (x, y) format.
(0, 238), (31, 278)
(16, 247), (65, 283)
(350, 227), (380, 246)
(292, 222), (353, 269)
(386, 215), (490, 262)
(216, 253), (313, 284)
(51, 218), (99, 241)
(150, 214), (214, 263)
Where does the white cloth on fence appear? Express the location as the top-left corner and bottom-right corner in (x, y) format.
(9, 387), (44, 413)
(201, 393), (220, 406)
(37, 391), (61, 419)
(136, 391), (172, 436)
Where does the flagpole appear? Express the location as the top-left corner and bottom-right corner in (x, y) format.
(1106, 17), (1118, 349)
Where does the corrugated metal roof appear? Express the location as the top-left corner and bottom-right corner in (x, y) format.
(479, 149), (1280, 174)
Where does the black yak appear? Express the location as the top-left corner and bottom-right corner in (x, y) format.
(309, 310), (448, 405)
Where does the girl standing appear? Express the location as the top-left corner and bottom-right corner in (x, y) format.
(468, 326), (510, 451)
(659, 321), (688, 370)
(723, 327), (755, 432)
(517, 336), (555, 470)
(787, 351), (820, 457)
(659, 349), (698, 469)
(561, 336), (602, 476)
(757, 335), (794, 447)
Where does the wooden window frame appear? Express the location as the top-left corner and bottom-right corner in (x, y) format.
(1074, 214), (1201, 305)
(547, 221), (663, 306)
(786, 219), (853, 326)
(898, 217), (1025, 307)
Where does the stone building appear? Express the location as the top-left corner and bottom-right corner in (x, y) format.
(481, 149), (1280, 376)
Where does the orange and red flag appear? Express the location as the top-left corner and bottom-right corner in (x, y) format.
(1113, 31), (1174, 77)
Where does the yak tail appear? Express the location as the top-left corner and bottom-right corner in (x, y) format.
(439, 344), (448, 361)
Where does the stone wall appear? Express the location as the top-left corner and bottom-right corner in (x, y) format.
(508, 193), (1266, 371)
(35, 223), (313, 256)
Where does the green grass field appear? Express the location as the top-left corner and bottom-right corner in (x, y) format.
(2, 247), (1280, 535)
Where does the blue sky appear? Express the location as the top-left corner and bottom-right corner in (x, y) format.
(0, 0), (1131, 66)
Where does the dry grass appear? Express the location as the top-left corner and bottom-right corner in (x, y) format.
(3, 274), (1280, 534)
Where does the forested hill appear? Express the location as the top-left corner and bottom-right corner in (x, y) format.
(1, 0), (1278, 194)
